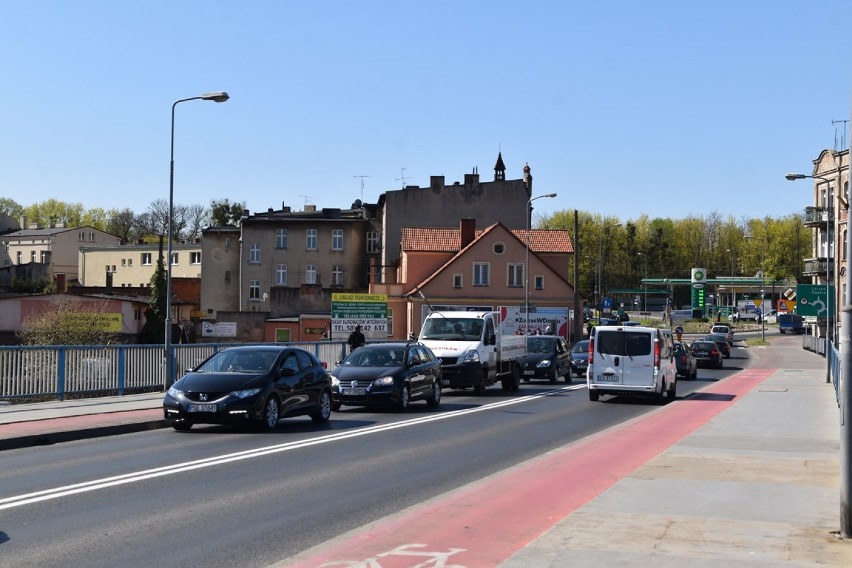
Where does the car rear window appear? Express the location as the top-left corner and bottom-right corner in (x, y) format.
(596, 330), (651, 357)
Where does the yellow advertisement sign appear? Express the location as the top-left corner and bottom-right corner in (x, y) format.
(63, 312), (123, 333)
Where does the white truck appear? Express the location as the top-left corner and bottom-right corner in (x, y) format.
(418, 311), (526, 394)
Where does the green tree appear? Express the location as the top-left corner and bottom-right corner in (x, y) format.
(0, 197), (24, 218)
(210, 198), (245, 226)
(140, 243), (167, 344)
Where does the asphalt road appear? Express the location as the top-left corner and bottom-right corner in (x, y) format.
(0, 343), (750, 568)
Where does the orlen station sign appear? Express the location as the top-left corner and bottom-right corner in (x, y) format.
(331, 293), (387, 340)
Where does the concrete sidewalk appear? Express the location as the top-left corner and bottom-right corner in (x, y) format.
(0, 391), (165, 450)
(499, 337), (852, 567)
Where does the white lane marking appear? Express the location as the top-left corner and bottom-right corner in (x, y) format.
(0, 385), (584, 511)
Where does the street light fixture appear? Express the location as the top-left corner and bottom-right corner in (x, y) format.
(525, 192), (557, 333)
(165, 91), (229, 388)
(597, 222), (621, 318)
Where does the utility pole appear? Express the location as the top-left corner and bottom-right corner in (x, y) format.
(395, 168), (408, 189)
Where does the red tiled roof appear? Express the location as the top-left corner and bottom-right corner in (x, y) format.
(401, 226), (573, 253)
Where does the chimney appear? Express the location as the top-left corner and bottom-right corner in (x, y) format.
(430, 176), (445, 191)
(460, 218), (476, 248)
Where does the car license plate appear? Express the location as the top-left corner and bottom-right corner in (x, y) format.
(596, 375), (619, 382)
(523, 370), (535, 376)
(342, 387), (366, 395)
(188, 403), (217, 412)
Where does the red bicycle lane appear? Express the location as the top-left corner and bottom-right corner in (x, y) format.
(284, 368), (773, 568)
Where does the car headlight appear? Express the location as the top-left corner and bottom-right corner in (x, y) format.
(167, 386), (183, 398)
(461, 350), (481, 363)
(373, 376), (394, 387)
(330, 375), (340, 388)
(536, 359), (553, 368)
(231, 388), (262, 399)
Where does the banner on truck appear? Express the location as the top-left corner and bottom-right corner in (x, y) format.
(498, 306), (569, 336)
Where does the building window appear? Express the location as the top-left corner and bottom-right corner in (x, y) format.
(170, 253), (178, 266)
(332, 264), (343, 286)
(508, 264), (523, 287)
(305, 264), (317, 284)
(40, 251), (48, 263)
(473, 262), (490, 286)
(332, 229), (343, 251)
(78, 232), (85, 241)
(249, 243), (261, 263)
(16, 252), (22, 264)
(121, 259), (126, 267)
(249, 280), (260, 300)
(367, 231), (380, 253)
(141, 253), (152, 266)
(306, 229), (318, 250)
(276, 228), (288, 249)
(89, 232), (95, 242)
(453, 274), (462, 288)
(30, 251), (36, 263)
(190, 252), (201, 264)
(127, 258), (132, 267)
(276, 264), (287, 285)
(535, 275), (544, 290)
(493, 242), (505, 255)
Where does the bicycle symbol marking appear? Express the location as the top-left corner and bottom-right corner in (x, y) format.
(319, 543), (468, 568)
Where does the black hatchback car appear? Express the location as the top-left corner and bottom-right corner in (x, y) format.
(331, 342), (442, 411)
(163, 345), (333, 431)
(519, 335), (572, 383)
(691, 340), (723, 369)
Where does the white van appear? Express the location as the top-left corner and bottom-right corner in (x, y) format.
(586, 325), (677, 403)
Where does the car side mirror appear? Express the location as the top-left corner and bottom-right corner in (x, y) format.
(280, 367), (296, 377)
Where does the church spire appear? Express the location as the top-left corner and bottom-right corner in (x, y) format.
(494, 151), (506, 181)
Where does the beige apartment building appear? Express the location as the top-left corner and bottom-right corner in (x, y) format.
(803, 148), (849, 341)
(78, 242), (203, 288)
(1, 223), (121, 286)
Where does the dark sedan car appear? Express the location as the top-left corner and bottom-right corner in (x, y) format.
(519, 335), (572, 384)
(163, 345), (333, 431)
(704, 333), (731, 358)
(570, 339), (590, 378)
(331, 342), (442, 411)
(691, 340), (723, 369)
(674, 341), (697, 379)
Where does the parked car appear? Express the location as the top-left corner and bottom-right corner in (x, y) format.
(163, 345), (333, 431)
(520, 335), (572, 383)
(691, 340), (723, 369)
(710, 323), (734, 345)
(330, 342), (442, 411)
(569, 339), (590, 378)
(704, 333), (731, 358)
(674, 341), (697, 379)
(764, 309), (781, 324)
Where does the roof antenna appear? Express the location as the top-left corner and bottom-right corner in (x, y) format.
(832, 119), (849, 152)
(395, 167), (408, 189)
(353, 175), (370, 201)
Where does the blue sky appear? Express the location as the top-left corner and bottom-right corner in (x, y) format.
(2, 1), (850, 223)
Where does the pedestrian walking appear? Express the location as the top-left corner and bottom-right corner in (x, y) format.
(347, 324), (365, 352)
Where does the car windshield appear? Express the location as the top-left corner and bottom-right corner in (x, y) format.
(344, 348), (405, 367)
(420, 317), (483, 340)
(527, 337), (556, 354)
(197, 349), (277, 373)
(571, 341), (589, 354)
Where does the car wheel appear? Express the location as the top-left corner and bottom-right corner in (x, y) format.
(549, 366), (558, 384)
(397, 384), (411, 411)
(426, 381), (441, 408)
(691, 366), (697, 380)
(260, 396), (280, 431)
(667, 379), (677, 401)
(510, 364), (521, 392)
(589, 389), (600, 402)
(172, 421), (192, 431)
(310, 390), (332, 423)
(473, 372), (487, 396)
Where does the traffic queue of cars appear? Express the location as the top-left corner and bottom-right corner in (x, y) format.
(162, 323), (741, 431)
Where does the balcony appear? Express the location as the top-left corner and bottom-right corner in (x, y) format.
(802, 257), (829, 276)
(803, 206), (828, 227)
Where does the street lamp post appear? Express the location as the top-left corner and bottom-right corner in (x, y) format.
(165, 91), (229, 389)
(786, 172), (835, 382)
(525, 193), (557, 333)
(727, 248), (735, 319)
(597, 222), (621, 318)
